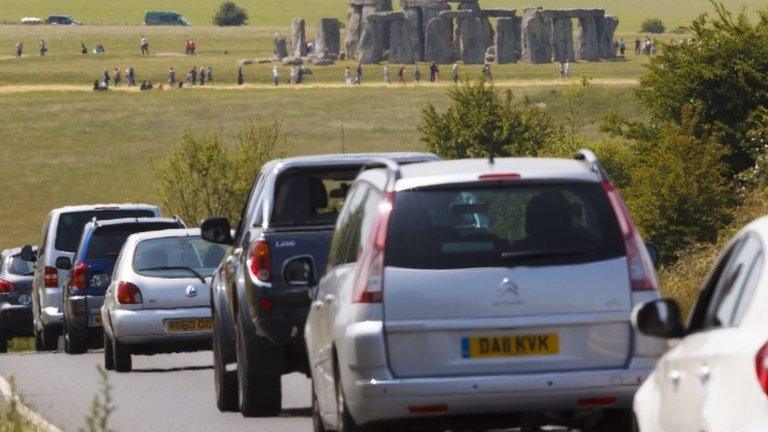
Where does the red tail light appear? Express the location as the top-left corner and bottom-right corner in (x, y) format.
(578, 396), (617, 408)
(116, 282), (143, 304)
(248, 240), (272, 283)
(603, 181), (657, 291)
(44, 266), (58, 288)
(756, 341), (768, 396)
(71, 262), (87, 291)
(353, 192), (395, 303)
(0, 279), (14, 293)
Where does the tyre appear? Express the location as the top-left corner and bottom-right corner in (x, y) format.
(0, 335), (8, 354)
(64, 320), (87, 354)
(213, 316), (238, 412)
(335, 367), (364, 432)
(235, 316), (281, 417)
(593, 409), (634, 432)
(41, 325), (59, 351)
(312, 381), (327, 432)
(103, 331), (114, 371)
(34, 327), (43, 351)
(113, 337), (132, 373)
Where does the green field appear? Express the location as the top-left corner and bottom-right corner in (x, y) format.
(0, 0), (764, 33)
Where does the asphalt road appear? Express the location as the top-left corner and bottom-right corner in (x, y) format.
(0, 351), (312, 432)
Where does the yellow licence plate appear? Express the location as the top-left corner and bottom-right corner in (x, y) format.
(165, 318), (213, 333)
(461, 333), (559, 359)
(88, 314), (103, 327)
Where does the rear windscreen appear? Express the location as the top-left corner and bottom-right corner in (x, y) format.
(55, 210), (155, 252)
(8, 255), (34, 276)
(385, 183), (625, 269)
(271, 167), (361, 227)
(85, 223), (181, 260)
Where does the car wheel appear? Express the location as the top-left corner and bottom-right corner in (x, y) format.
(113, 337), (132, 373)
(103, 331), (114, 371)
(312, 381), (327, 432)
(335, 363), (366, 432)
(34, 327), (43, 351)
(593, 409), (633, 432)
(41, 325), (59, 351)
(0, 334), (8, 354)
(213, 316), (238, 412)
(64, 320), (87, 354)
(235, 315), (281, 417)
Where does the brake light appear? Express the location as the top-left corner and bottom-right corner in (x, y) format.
(578, 396), (617, 408)
(116, 282), (143, 304)
(478, 172), (521, 181)
(756, 341), (768, 396)
(603, 181), (657, 291)
(0, 279), (14, 293)
(258, 297), (273, 313)
(44, 266), (58, 288)
(353, 192), (395, 303)
(408, 404), (448, 414)
(71, 262), (87, 291)
(248, 240), (271, 283)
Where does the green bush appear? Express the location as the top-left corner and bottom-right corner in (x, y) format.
(640, 18), (666, 34)
(213, 1), (248, 26)
(156, 116), (286, 225)
(419, 79), (562, 159)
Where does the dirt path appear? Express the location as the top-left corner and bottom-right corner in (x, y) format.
(0, 78), (638, 94)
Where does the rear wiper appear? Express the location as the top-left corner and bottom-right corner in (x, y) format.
(501, 250), (589, 261)
(23, 271), (35, 276)
(138, 266), (206, 284)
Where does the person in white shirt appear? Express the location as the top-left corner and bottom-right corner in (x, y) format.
(273, 66), (280, 86)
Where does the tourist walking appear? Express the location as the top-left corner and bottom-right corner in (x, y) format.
(414, 66), (422, 83)
(344, 66), (352, 85)
(564, 60), (570, 77)
(559, 61), (566, 78)
(273, 66), (280, 86)
(127, 66), (136, 86)
(102, 70), (111, 88)
(189, 39), (197, 56)
(619, 38), (626, 58)
(140, 36), (149, 55)
(237, 67), (244, 85)
(186, 70), (194, 86)
(81, 42), (88, 55)
(39, 40), (47, 56)
(206, 66), (214, 82)
(185, 40), (191, 55)
(634, 36), (641, 55)
(113, 67), (121, 86)
(384, 65), (391, 84)
(355, 62), (363, 85)
(482, 63), (493, 81)
(190, 67), (198, 85)
(297, 65), (305, 84)
(15, 42), (23, 58)
(397, 65), (406, 84)
(429, 62), (439, 82)
(168, 67), (176, 86)
(452, 63), (460, 84)
(200, 67), (206, 86)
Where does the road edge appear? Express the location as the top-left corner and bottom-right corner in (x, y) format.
(0, 372), (63, 432)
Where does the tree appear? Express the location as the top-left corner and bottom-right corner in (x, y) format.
(563, 75), (593, 148)
(637, 3), (768, 172)
(640, 18), (666, 33)
(419, 79), (562, 159)
(155, 117), (286, 225)
(213, 1), (248, 26)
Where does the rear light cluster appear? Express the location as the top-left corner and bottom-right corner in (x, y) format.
(602, 181), (657, 292)
(248, 240), (272, 283)
(353, 192), (395, 304)
(756, 341), (768, 396)
(116, 282), (143, 304)
(71, 262), (87, 291)
(0, 279), (14, 293)
(44, 266), (58, 288)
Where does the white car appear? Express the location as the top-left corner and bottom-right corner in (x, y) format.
(302, 152), (666, 432)
(101, 228), (228, 372)
(633, 217), (768, 432)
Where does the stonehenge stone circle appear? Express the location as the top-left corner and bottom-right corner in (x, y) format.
(315, 18), (341, 59)
(273, 33), (288, 59)
(495, 17), (521, 64)
(291, 18), (307, 57)
(424, 17), (453, 64)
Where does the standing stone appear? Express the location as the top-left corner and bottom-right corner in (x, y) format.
(460, 17), (485, 64)
(273, 33), (288, 59)
(600, 16), (619, 59)
(457, 1), (493, 51)
(421, 4), (451, 42)
(577, 16), (600, 61)
(346, 6), (363, 57)
(522, 7), (552, 64)
(551, 17), (575, 62)
(316, 18), (341, 59)
(495, 17), (521, 64)
(358, 20), (384, 63)
(389, 19), (415, 63)
(404, 7), (424, 60)
(291, 18), (307, 57)
(424, 17), (453, 64)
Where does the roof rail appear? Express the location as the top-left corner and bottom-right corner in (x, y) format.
(574, 149), (610, 182)
(359, 157), (402, 192)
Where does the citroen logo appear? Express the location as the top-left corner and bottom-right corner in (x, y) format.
(185, 285), (198, 297)
(498, 277), (519, 297)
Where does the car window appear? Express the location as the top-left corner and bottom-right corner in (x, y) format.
(271, 167), (359, 228)
(55, 210), (156, 252)
(348, 187), (382, 263)
(705, 234), (763, 329)
(8, 255), (35, 276)
(327, 185), (367, 268)
(235, 173), (265, 242)
(385, 182), (624, 270)
(85, 222), (182, 261)
(687, 239), (742, 332)
(133, 236), (228, 278)
(39, 214), (52, 256)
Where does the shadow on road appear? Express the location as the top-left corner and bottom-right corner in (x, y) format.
(131, 365), (214, 373)
(279, 407), (311, 418)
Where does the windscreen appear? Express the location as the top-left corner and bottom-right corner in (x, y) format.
(85, 223), (181, 260)
(55, 210), (155, 252)
(271, 167), (361, 227)
(133, 236), (228, 278)
(8, 255), (34, 276)
(385, 182), (625, 269)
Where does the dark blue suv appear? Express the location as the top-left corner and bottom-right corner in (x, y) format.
(61, 217), (185, 354)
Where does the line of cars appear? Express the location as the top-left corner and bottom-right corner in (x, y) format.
(19, 11), (190, 26)
(2, 150), (767, 431)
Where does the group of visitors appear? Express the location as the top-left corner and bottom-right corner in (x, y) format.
(634, 36), (657, 56)
(184, 39), (197, 56)
(360, 62), (490, 85)
(97, 66), (136, 89)
(175, 66), (214, 86)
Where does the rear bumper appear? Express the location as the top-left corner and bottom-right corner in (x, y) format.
(65, 295), (105, 332)
(0, 304), (33, 336)
(348, 367), (652, 425)
(110, 307), (212, 345)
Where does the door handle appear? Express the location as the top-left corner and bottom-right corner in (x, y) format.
(698, 365), (711, 383)
(324, 294), (335, 304)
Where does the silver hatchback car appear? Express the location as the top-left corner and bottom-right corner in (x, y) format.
(302, 151), (666, 431)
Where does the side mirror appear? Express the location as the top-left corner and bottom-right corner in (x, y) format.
(645, 242), (660, 267)
(283, 256), (316, 287)
(632, 298), (685, 339)
(201, 218), (233, 245)
(55, 257), (72, 271)
(20, 245), (37, 263)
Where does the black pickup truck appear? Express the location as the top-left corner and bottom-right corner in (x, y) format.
(201, 152), (438, 416)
